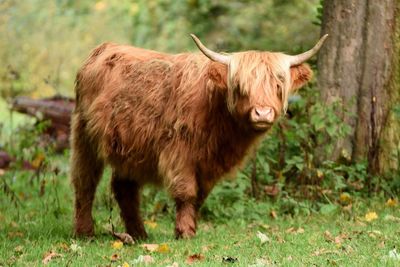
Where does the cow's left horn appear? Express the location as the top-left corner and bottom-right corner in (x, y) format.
(288, 34), (329, 66)
(190, 34), (230, 65)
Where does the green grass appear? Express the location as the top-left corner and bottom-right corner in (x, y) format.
(1, 155), (400, 266)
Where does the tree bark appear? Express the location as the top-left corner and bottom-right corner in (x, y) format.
(318, 0), (400, 174)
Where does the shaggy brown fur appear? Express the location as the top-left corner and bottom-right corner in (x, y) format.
(71, 41), (312, 239)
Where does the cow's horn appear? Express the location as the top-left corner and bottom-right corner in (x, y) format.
(288, 34), (329, 66)
(190, 34), (230, 65)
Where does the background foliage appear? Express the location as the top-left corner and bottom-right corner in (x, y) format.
(0, 0), (319, 98)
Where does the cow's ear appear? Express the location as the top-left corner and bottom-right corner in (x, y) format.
(290, 63), (313, 91)
(208, 62), (228, 90)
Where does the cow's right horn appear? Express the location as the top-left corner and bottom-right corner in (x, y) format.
(190, 34), (230, 65)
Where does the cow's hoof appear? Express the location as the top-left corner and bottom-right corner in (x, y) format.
(175, 226), (196, 239)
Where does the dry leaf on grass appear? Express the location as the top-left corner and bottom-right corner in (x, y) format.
(388, 249), (400, 260)
(386, 198), (398, 207)
(112, 241), (124, 249)
(144, 220), (158, 229)
(311, 248), (339, 256)
(256, 231), (270, 244)
(323, 231), (349, 244)
(286, 227), (304, 234)
(269, 210), (278, 219)
(365, 211), (378, 222)
(42, 251), (62, 265)
(142, 243), (170, 253)
(110, 253), (119, 262)
(142, 244), (159, 252)
(384, 215), (400, 222)
(186, 254), (205, 264)
(131, 255), (154, 264)
(339, 193), (352, 205)
(158, 243), (170, 253)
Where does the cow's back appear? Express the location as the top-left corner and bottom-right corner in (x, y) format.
(74, 43), (177, 182)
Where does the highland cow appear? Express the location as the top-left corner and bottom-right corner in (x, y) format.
(70, 34), (328, 239)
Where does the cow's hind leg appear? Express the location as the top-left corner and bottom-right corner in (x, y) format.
(70, 115), (104, 237)
(111, 174), (147, 240)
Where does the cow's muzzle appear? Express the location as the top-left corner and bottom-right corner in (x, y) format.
(250, 107), (275, 130)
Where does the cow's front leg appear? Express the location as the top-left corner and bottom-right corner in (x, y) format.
(174, 197), (197, 238)
(170, 176), (198, 239)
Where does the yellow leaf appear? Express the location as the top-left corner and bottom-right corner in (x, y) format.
(112, 241), (123, 249)
(365, 211), (378, 222)
(339, 193), (352, 204)
(157, 243), (170, 253)
(94, 1), (106, 11)
(122, 262), (130, 267)
(144, 220), (157, 229)
(386, 198), (398, 207)
(142, 243), (159, 252)
(32, 153), (45, 169)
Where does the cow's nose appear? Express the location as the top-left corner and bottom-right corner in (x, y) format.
(251, 107), (275, 124)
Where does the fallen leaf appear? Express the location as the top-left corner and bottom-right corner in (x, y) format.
(70, 243), (82, 255)
(130, 255), (154, 264)
(256, 231), (270, 244)
(339, 193), (352, 205)
(286, 227), (304, 234)
(8, 231), (24, 238)
(365, 211), (378, 222)
(122, 262), (130, 267)
(113, 232), (134, 245)
(157, 243), (170, 253)
(112, 241), (123, 250)
(269, 210), (278, 219)
(389, 249), (400, 260)
(202, 245), (211, 252)
(186, 254), (204, 264)
(14, 245), (24, 253)
(110, 253), (119, 262)
(142, 244), (159, 252)
(384, 214), (400, 222)
(276, 235), (285, 243)
(249, 258), (272, 267)
(58, 242), (69, 252)
(222, 256), (238, 263)
(144, 220), (158, 229)
(42, 251), (62, 265)
(386, 198), (398, 207)
(31, 153), (45, 169)
(312, 248), (339, 256)
(378, 241), (385, 248)
(324, 231), (334, 242)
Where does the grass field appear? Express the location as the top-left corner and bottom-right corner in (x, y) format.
(0, 153), (399, 267)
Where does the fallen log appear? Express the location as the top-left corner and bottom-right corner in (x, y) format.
(11, 95), (75, 151)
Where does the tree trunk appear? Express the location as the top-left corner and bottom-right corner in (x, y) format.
(318, 0), (400, 174)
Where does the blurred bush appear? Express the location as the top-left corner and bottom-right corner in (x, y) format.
(0, 0), (319, 98)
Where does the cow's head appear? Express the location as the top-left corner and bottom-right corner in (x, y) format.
(191, 34), (328, 131)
